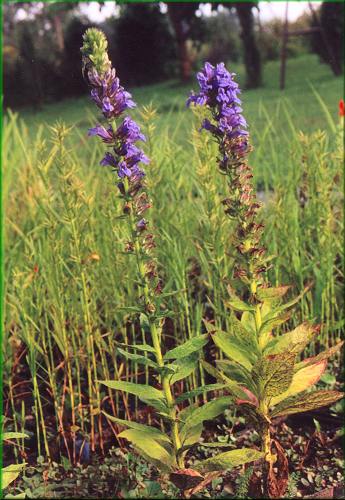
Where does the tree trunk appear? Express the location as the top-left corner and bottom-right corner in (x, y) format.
(167, 5), (192, 82)
(53, 13), (65, 52)
(236, 3), (262, 89)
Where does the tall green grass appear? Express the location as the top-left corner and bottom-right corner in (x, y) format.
(3, 66), (343, 464)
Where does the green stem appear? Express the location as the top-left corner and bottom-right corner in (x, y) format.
(125, 179), (184, 468)
(254, 285), (273, 494)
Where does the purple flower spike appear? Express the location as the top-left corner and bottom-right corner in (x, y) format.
(116, 117), (146, 143)
(87, 68), (150, 180)
(186, 61), (248, 144)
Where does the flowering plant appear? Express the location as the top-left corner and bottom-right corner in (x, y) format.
(188, 62), (344, 498)
(81, 30), (263, 495)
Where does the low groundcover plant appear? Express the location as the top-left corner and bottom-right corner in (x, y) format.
(187, 61), (344, 497)
(81, 28), (263, 496)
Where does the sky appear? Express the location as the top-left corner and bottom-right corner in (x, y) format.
(79, 2), (321, 23)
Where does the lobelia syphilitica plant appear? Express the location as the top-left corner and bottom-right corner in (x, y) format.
(81, 29), (263, 496)
(187, 62), (344, 498)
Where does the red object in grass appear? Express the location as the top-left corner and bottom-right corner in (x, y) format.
(33, 265), (39, 274)
(339, 99), (345, 117)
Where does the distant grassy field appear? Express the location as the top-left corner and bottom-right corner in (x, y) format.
(16, 54), (342, 137)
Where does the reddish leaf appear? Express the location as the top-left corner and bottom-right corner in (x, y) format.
(169, 469), (204, 491)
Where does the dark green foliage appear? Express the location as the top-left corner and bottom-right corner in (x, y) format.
(114, 4), (177, 85)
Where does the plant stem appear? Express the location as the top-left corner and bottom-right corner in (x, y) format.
(125, 180), (184, 469)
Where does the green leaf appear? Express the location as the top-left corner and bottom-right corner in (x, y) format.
(182, 423), (203, 449)
(295, 341), (344, 370)
(264, 322), (318, 356)
(118, 429), (175, 472)
(194, 448), (263, 473)
(252, 352), (296, 399)
(198, 442), (234, 448)
(226, 287), (255, 312)
(256, 286), (290, 302)
(2, 432), (28, 441)
(261, 285), (311, 326)
(275, 285), (311, 312)
(164, 334), (209, 360)
(227, 298), (255, 312)
(270, 359), (327, 406)
(1, 463), (26, 490)
(168, 352), (199, 384)
(235, 313), (258, 352)
(139, 313), (150, 331)
(102, 412), (171, 443)
(271, 390), (344, 418)
(216, 360), (257, 395)
(99, 380), (164, 401)
(175, 384), (227, 404)
(117, 347), (158, 369)
(203, 320), (218, 334)
(211, 330), (254, 370)
(115, 342), (156, 354)
(201, 361), (251, 400)
(181, 396), (233, 435)
(259, 311), (291, 339)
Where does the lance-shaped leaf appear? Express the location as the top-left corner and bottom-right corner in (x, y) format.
(295, 341), (344, 371)
(231, 314), (259, 354)
(226, 287), (256, 312)
(257, 285), (290, 302)
(118, 429), (175, 472)
(102, 412), (171, 443)
(270, 359), (327, 406)
(175, 383), (227, 404)
(117, 347), (158, 369)
(201, 360), (255, 401)
(194, 448), (264, 473)
(262, 285), (311, 324)
(164, 334), (209, 360)
(252, 352), (296, 399)
(100, 380), (164, 400)
(271, 390), (344, 418)
(115, 341), (156, 354)
(178, 405), (203, 447)
(2, 432), (28, 441)
(180, 397), (233, 444)
(1, 463), (27, 490)
(259, 311), (291, 339)
(216, 360), (257, 395)
(211, 330), (254, 370)
(169, 352), (199, 384)
(264, 322), (319, 356)
(226, 297), (256, 312)
(182, 423), (203, 449)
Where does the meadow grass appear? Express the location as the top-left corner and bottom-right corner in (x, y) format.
(3, 55), (343, 462)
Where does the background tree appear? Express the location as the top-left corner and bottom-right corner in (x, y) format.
(60, 16), (93, 97)
(212, 2), (262, 88)
(166, 2), (200, 82)
(202, 9), (241, 65)
(311, 1), (343, 76)
(113, 3), (176, 85)
(235, 2), (262, 88)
